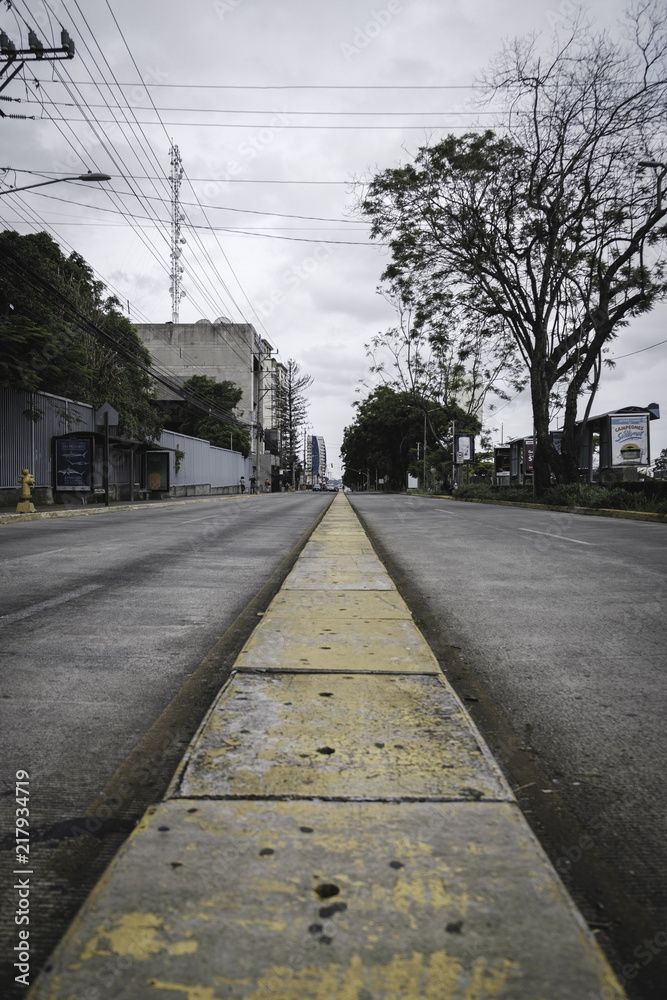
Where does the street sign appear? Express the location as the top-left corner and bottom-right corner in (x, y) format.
(95, 402), (119, 425)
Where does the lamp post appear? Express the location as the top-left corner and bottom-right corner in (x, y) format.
(637, 160), (667, 211)
(0, 171), (111, 196)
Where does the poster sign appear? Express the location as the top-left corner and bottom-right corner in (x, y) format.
(454, 434), (475, 464)
(55, 437), (92, 490)
(610, 414), (649, 467)
(146, 452), (170, 492)
(524, 438), (535, 473)
(550, 431), (563, 454)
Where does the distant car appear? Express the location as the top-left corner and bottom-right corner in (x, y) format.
(312, 484), (322, 491)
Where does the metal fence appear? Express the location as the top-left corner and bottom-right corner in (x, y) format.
(0, 388), (252, 494)
(0, 389), (95, 488)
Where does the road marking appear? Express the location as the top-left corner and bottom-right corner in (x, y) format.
(519, 528), (593, 545)
(435, 508), (462, 516)
(178, 506), (263, 525)
(0, 584), (104, 626)
(178, 514), (230, 524)
(1, 547), (69, 563)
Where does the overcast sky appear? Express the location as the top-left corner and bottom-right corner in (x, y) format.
(1, 0), (665, 472)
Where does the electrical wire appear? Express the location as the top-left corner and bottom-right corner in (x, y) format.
(0, 242), (253, 430)
(608, 337), (667, 360)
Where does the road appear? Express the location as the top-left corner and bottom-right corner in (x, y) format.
(0, 492), (331, 997)
(349, 493), (667, 1000)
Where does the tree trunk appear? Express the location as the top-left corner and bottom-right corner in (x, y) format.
(530, 353), (554, 496)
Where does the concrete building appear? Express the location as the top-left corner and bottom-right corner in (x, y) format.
(134, 319), (282, 485)
(305, 434), (327, 486)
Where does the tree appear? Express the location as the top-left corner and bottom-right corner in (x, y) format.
(654, 447), (667, 479)
(0, 230), (163, 440)
(361, 2), (667, 492)
(276, 359), (313, 483)
(170, 374), (250, 456)
(341, 385), (479, 491)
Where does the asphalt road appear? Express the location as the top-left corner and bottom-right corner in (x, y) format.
(349, 493), (667, 1000)
(0, 492), (331, 997)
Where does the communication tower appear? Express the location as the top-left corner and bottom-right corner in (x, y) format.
(169, 143), (186, 323)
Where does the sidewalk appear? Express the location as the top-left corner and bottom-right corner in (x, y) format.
(0, 492), (259, 526)
(30, 494), (626, 999)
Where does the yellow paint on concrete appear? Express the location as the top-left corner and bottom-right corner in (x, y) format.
(80, 912), (164, 961)
(235, 615), (439, 672)
(265, 589), (412, 620)
(176, 672), (508, 799)
(148, 982), (220, 1000)
(239, 949), (522, 1000)
(168, 940), (199, 956)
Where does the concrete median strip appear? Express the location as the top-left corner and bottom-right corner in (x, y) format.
(30, 493), (627, 1000)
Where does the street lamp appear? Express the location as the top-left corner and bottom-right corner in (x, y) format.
(637, 160), (667, 210)
(0, 171), (112, 196)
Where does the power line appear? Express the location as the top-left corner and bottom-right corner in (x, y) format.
(53, 82), (485, 90)
(22, 184), (368, 224)
(0, 241), (253, 431)
(33, 116), (499, 130)
(609, 337), (667, 360)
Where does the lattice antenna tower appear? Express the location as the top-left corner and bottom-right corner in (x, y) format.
(169, 143), (186, 323)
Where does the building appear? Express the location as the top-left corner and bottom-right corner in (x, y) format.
(134, 318), (282, 485)
(305, 435), (327, 486)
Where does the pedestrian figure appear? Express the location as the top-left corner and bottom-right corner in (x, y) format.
(240, 476), (246, 494)
(249, 475), (256, 494)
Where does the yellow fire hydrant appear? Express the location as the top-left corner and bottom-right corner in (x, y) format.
(17, 468), (36, 514)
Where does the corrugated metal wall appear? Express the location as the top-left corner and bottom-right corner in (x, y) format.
(1, 388), (251, 491)
(0, 389), (94, 487)
(160, 429), (252, 488)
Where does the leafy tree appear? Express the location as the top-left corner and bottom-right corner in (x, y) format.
(341, 386), (479, 491)
(276, 359), (313, 483)
(0, 230), (163, 440)
(361, 2), (667, 492)
(170, 374), (251, 456)
(654, 447), (667, 479)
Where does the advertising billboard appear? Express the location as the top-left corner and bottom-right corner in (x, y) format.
(454, 434), (475, 464)
(54, 437), (92, 490)
(609, 414), (649, 467)
(146, 452), (170, 492)
(524, 438), (534, 473)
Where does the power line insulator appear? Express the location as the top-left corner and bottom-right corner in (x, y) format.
(28, 30), (44, 58)
(61, 29), (75, 58)
(1, 30), (17, 55)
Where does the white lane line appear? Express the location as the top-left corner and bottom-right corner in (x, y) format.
(0, 584), (104, 626)
(434, 508), (462, 516)
(1, 547), (69, 563)
(519, 528), (593, 545)
(178, 506), (264, 525)
(178, 514), (229, 524)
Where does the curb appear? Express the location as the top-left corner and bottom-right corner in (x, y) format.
(0, 493), (273, 526)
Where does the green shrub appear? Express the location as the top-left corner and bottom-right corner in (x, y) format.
(451, 481), (666, 514)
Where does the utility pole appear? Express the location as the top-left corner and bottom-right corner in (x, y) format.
(423, 412), (427, 490)
(1, 27), (75, 119)
(169, 144), (185, 323)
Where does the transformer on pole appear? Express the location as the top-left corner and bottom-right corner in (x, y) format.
(169, 143), (186, 323)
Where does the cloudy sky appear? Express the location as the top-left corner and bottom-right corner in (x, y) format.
(1, 0), (665, 472)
